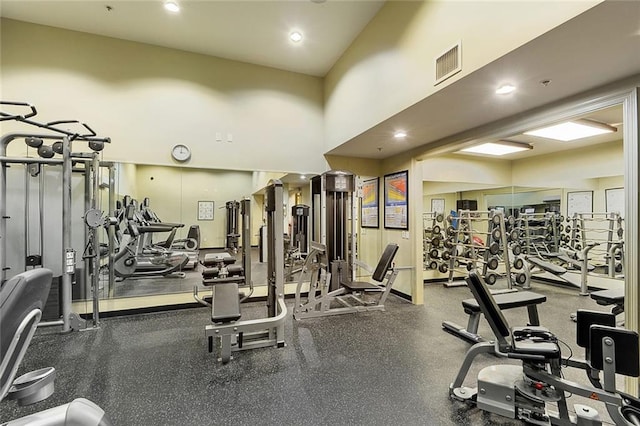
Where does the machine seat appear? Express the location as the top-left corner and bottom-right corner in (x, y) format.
(211, 283), (241, 323)
(528, 256), (567, 275)
(342, 280), (381, 291)
(462, 291), (546, 315)
(511, 326), (561, 358)
(341, 243), (399, 292)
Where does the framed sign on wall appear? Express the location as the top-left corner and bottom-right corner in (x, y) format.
(567, 191), (593, 218)
(198, 201), (214, 220)
(361, 178), (379, 228)
(384, 170), (409, 230)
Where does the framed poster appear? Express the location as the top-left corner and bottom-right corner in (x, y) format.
(431, 198), (445, 214)
(567, 191), (593, 218)
(605, 187), (624, 218)
(384, 170), (409, 230)
(197, 201), (214, 220)
(360, 178), (379, 228)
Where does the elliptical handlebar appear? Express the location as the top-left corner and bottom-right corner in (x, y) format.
(0, 101), (38, 122)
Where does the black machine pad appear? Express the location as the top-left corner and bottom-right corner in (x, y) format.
(590, 325), (639, 377)
(462, 291), (546, 315)
(590, 287), (624, 306)
(211, 283), (241, 323)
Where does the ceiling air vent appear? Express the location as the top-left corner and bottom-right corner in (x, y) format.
(435, 42), (461, 86)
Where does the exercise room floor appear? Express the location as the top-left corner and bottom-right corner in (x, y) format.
(2, 282), (619, 425)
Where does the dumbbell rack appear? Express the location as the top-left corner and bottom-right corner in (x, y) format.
(563, 212), (624, 278)
(516, 212), (563, 257)
(444, 210), (513, 289)
(423, 212), (446, 272)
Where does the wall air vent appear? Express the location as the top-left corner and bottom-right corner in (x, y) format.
(435, 41), (462, 86)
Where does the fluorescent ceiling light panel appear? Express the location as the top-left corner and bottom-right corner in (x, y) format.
(394, 131), (407, 138)
(460, 141), (532, 156)
(524, 120), (616, 141)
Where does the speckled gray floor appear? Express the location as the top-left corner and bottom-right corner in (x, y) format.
(1, 281), (619, 425)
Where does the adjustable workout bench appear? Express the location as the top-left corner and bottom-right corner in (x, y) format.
(294, 242), (400, 320)
(443, 287), (546, 344)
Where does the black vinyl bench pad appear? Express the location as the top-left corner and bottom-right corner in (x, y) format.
(462, 291), (546, 315)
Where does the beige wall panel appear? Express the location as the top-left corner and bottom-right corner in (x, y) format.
(324, 1), (600, 151)
(1, 19), (325, 174)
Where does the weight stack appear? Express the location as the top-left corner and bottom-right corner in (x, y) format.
(43, 275), (62, 321)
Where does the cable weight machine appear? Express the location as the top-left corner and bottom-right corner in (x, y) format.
(311, 170), (356, 291)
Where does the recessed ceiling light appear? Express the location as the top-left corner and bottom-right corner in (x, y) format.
(495, 84), (516, 95)
(459, 141), (532, 156)
(289, 31), (303, 43)
(524, 119), (617, 141)
(394, 131), (407, 138)
(164, 1), (180, 13)
(300, 175), (306, 180)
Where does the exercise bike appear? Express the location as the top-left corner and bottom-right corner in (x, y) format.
(449, 272), (640, 425)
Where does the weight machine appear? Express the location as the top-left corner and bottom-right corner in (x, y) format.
(196, 183), (286, 363)
(450, 272), (640, 425)
(311, 170), (356, 291)
(225, 200), (240, 254)
(1, 101), (112, 332)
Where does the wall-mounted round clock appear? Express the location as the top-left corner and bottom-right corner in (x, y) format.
(171, 144), (191, 162)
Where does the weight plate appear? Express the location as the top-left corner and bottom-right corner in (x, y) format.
(446, 215), (453, 224)
(466, 262), (474, 271)
(436, 214), (444, 223)
(432, 225), (441, 235)
(565, 226), (571, 234)
(508, 216), (516, 226)
(431, 237), (441, 248)
(429, 261), (438, 270)
(446, 226), (456, 236)
(484, 273), (497, 285)
(617, 228), (624, 238)
(491, 214), (501, 225)
(516, 273), (527, 285)
(438, 263), (448, 274)
(442, 251), (451, 261)
(512, 244), (522, 256)
(513, 257), (524, 270)
(429, 249), (439, 259)
(509, 230), (519, 242)
(487, 257), (499, 270)
(558, 224), (564, 232)
(491, 228), (502, 241)
(489, 242), (500, 255)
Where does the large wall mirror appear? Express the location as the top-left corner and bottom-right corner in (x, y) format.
(422, 104), (624, 291)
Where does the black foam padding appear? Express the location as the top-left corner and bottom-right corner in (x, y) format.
(227, 265), (243, 276)
(462, 291), (546, 314)
(372, 243), (399, 282)
(590, 288), (624, 305)
(202, 268), (219, 279)
(223, 257), (236, 265)
(575, 310), (616, 348)
(211, 283), (241, 323)
(590, 325), (639, 377)
(465, 272), (510, 339)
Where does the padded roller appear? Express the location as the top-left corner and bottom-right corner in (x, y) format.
(202, 267), (220, 279)
(227, 265), (244, 276)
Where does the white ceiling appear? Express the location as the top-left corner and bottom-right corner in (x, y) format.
(1, 0), (639, 163)
(0, 0), (385, 77)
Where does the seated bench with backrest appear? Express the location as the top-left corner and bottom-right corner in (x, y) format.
(342, 243), (399, 292)
(1, 268), (111, 425)
(443, 288), (547, 344)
